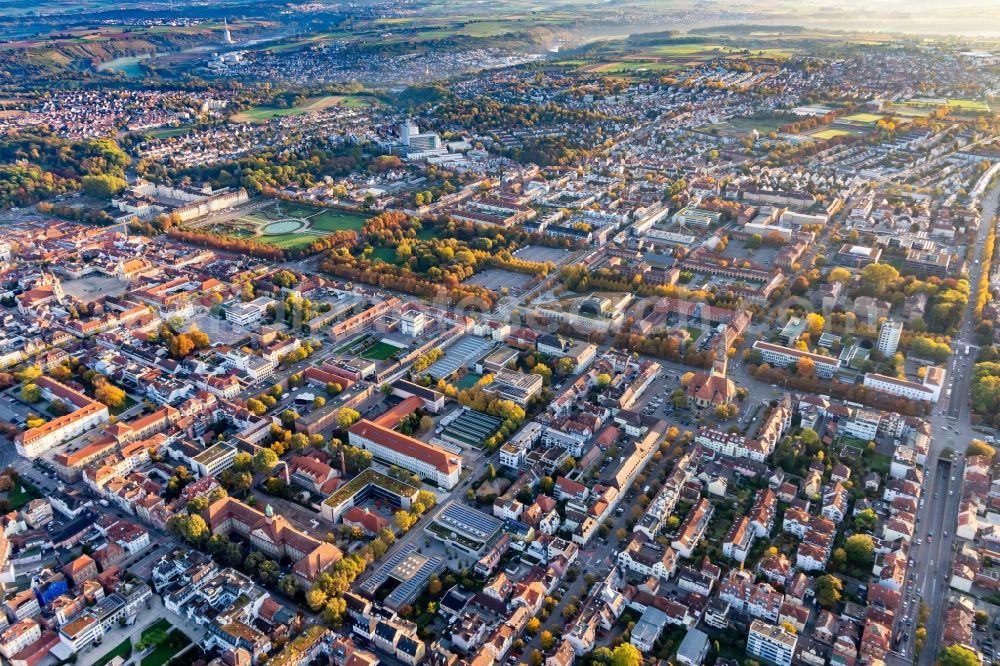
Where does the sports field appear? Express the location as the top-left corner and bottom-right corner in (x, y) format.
(891, 104), (934, 117)
(841, 112), (884, 123)
(810, 128), (855, 140)
(199, 200), (369, 250)
(232, 95), (371, 122)
(697, 112), (791, 138)
(360, 340), (406, 360)
(455, 373), (483, 390)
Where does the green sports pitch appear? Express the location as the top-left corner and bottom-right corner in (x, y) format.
(360, 340), (406, 360)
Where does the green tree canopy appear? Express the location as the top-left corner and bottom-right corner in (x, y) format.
(938, 645), (980, 666)
(815, 574), (843, 608)
(81, 173), (127, 199)
(845, 534), (874, 566)
(854, 508), (878, 533)
(610, 644), (642, 666)
(859, 262), (899, 296)
(253, 448), (279, 473)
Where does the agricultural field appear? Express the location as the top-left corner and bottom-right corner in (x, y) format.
(196, 200), (370, 250)
(231, 95), (372, 122)
(564, 39), (797, 80)
(583, 61), (682, 73)
(142, 126), (195, 139)
(947, 98), (991, 112)
(895, 97), (992, 113)
(634, 42), (795, 59)
(641, 42), (733, 56)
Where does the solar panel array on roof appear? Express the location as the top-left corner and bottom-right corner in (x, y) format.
(425, 336), (494, 380)
(436, 501), (503, 541)
(359, 543), (416, 596)
(385, 554), (446, 610)
(441, 409), (503, 447)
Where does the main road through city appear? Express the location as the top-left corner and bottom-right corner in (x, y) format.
(891, 181), (1000, 665)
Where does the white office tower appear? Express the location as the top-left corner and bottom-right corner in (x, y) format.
(400, 121), (419, 146)
(407, 131), (441, 152)
(876, 318), (903, 356)
(223, 18), (233, 44)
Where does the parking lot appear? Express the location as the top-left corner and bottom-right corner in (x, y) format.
(185, 313), (250, 346)
(0, 390), (32, 429)
(720, 237), (780, 267)
(513, 245), (573, 264)
(633, 371), (700, 428)
(60, 275), (128, 303)
(465, 269), (533, 292)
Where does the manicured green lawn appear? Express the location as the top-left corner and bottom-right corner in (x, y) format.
(141, 630), (190, 666)
(94, 637), (132, 666)
(309, 209), (370, 232)
(369, 247), (396, 263)
(260, 233), (322, 249)
(109, 395), (137, 417)
(7, 477), (41, 509)
(140, 618), (171, 643)
(334, 333), (371, 354)
(361, 340), (405, 360)
(212, 200), (370, 251)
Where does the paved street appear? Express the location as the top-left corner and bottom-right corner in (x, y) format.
(887, 181), (1000, 665)
(75, 594), (204, 666)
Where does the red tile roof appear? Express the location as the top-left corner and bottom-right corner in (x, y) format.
(348, 420), (458, 475)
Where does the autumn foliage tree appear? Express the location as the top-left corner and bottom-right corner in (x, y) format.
(94, 380), (127, 409)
